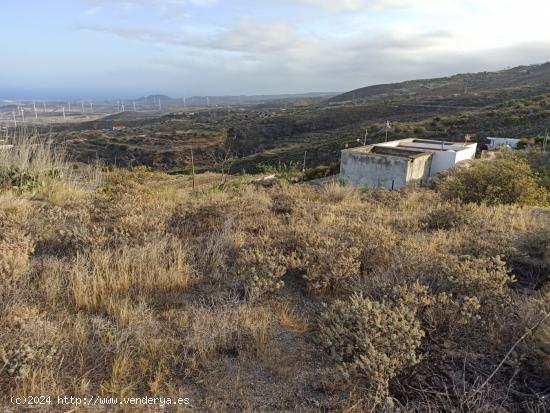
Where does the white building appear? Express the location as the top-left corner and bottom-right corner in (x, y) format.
(340, 138), (477, 190)
(487, 137), (520, 150)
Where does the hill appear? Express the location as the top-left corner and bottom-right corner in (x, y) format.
(32, 63), (550, 176)
(330, 63), (550, 103)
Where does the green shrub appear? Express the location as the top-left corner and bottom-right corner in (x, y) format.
(506, 115), (521, 123)
(258, 162), (302, 181)
(318, 294), (424, 407)
(0, 166), (44, 191)
(439, 156), (549, 206)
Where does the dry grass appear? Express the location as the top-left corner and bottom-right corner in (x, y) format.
(319, 180), (358, 203)
(1, 140), (550, 411)
(0, 133), (68, 179)
(275, 302), (309, 332)
(69, 236), (191, 313)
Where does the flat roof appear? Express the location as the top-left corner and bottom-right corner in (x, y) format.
(344, 138), (477, 158)
(345, 144), (431, 160)
(371, 146), (430, 159)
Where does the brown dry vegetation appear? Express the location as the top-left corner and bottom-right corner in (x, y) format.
(1, 137), (550, 412)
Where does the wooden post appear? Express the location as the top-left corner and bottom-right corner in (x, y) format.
(191, 149), (196, 193)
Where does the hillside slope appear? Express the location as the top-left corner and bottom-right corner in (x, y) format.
(1, 139), (550, 411)
(330, 63), (550, 103)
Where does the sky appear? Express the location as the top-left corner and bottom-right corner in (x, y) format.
(1, 0), (550, 99)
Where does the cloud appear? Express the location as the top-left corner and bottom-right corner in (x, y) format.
(63, 0), (550, 95)
(82, 0), (217, 18)
(294, 0), (459, 12)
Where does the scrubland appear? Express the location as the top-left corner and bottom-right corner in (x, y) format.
(1, 135), (550, 412)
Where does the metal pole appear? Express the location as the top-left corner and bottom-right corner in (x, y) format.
(191, 149), (196, 193)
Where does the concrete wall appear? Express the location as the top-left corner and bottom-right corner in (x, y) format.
(488, 138), (519, 150)
(340, 151), (410, 189)
(430, 151), (457, 176)
(407, 154), (432, 184)
(455, 144), (477, 163)
(430, 145), (476, 176)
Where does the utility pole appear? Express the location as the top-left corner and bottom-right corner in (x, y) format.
(191, 149), (196, 193)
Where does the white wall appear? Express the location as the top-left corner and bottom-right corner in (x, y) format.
(455, 144), (477, 163)
(340, 151), (410, 189)
(488, 138), (520, 150)
(429, 151), (457, 176)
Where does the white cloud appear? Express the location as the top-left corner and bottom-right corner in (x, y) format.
(77, 0), (550, 94)
(83, 0), (217, 18)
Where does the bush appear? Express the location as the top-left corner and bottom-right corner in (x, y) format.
(519, 226), (550, 264)
(421, 202), (477, 230)
(234, 246), (287, 299)
(318, 294), (424, 407)
(319, 181), (357, 204)
(0, 237), (33, 289)
(439, 156), (549, 206)
(297, 217), (363, 292)
(0, 134), (67, 192)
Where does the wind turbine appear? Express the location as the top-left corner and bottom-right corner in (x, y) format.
(20, 107), (25, 123)
(68, 101), (71, 112)
(43, 102), (46, 113)
(62, 106), (66, 120)
(121, 103), (125, 112)
(133, 102), (137, 112)
(89, 102), (93, 113)
(13, 112), (17, 128)
(81, 101), (85, 113)
(158, 98), (162, 111)
(33, 101), (38, 119)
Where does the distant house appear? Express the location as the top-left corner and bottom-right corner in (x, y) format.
(112, 124), (126, 132)
(340, 138), (477, 190)
(487, 137), (520, 150)
(0, 139), (13, 151)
